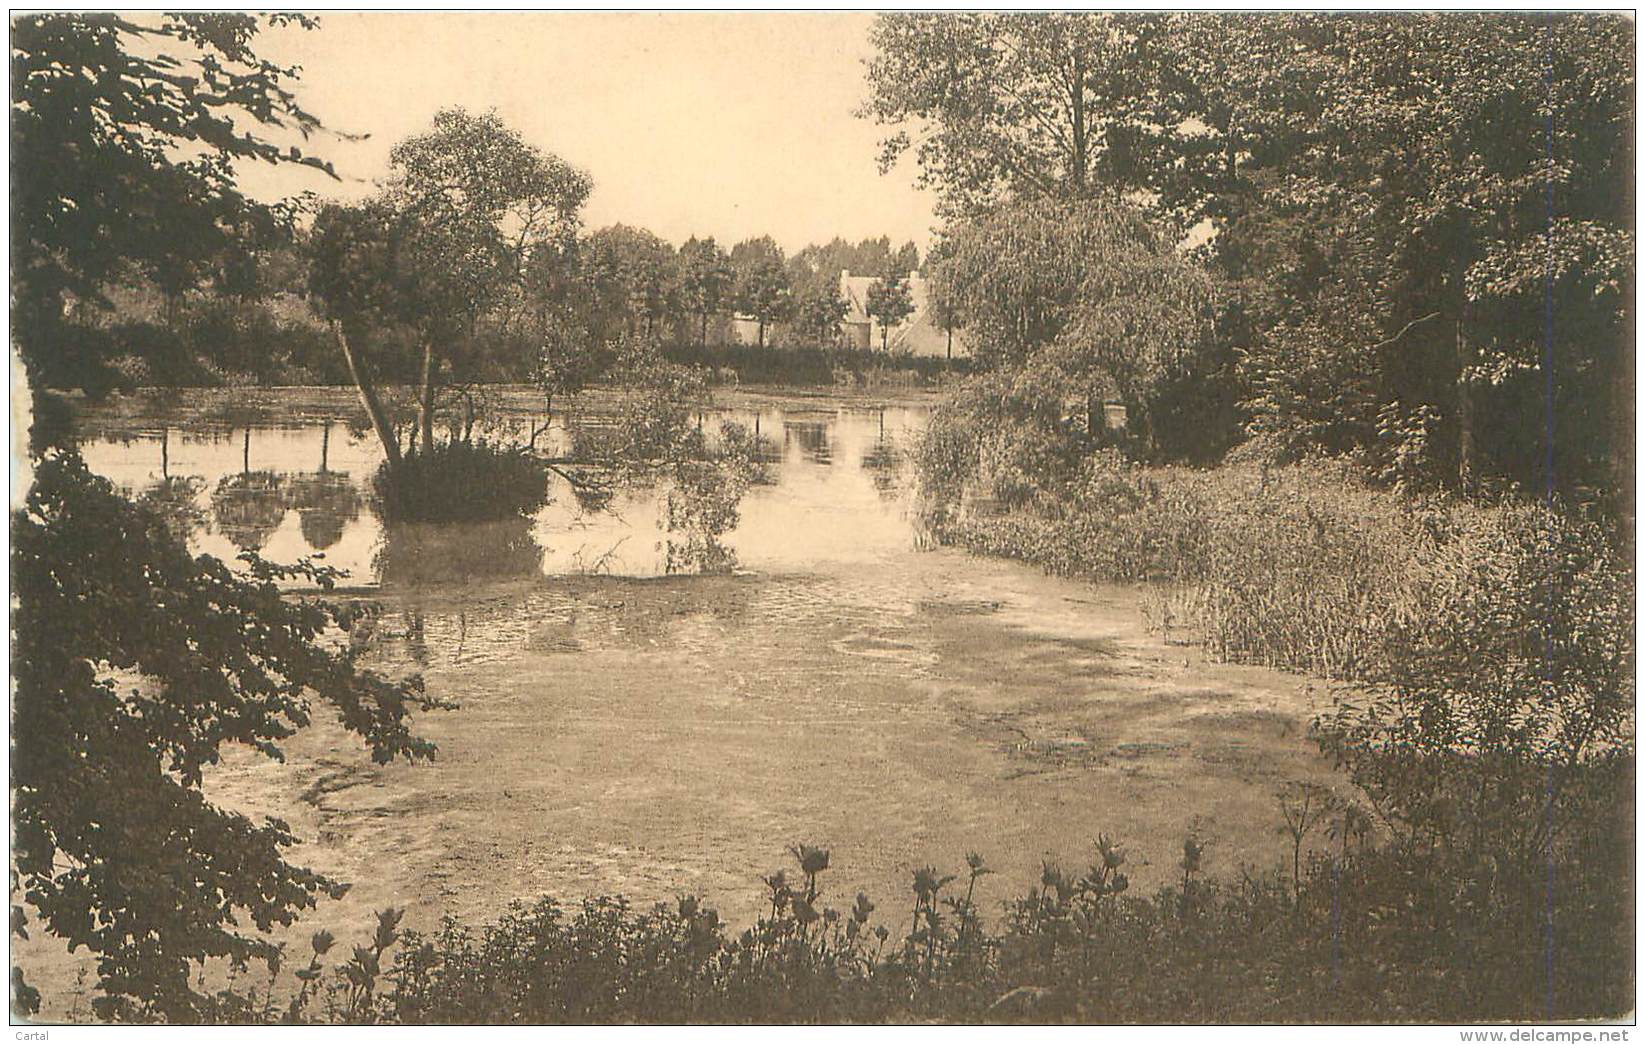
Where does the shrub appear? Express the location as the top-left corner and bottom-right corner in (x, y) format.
(1317, 498), (1634, 857)
(372, 440), (551, 524)
(205, 818), (1630, 1025)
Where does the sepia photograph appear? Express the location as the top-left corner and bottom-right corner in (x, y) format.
(7, 8), (1637, 1030)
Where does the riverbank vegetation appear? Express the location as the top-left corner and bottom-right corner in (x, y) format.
(179, 813), (1631, 1023)
(897, 10), (1634, 1023)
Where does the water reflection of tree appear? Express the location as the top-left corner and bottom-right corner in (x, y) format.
(208, 427), (290, 553)
(373, 517), (544, 588)
(784, 419), (831, 464)
(859, 434), (903, 501)
(283, 472), (361, 551)
(210, 471), (287, 553)
(663, 421), (760, 575)
(137, 476), (207, 541)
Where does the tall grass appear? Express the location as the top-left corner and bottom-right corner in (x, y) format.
(929, 451), (1629, 688)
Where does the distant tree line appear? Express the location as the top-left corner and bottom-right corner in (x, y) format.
(35, 171), (932, 392)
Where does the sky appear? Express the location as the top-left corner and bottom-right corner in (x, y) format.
(236, 12), (940, 255)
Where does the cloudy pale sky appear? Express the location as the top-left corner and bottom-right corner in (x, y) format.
(237, 12), (939, 254)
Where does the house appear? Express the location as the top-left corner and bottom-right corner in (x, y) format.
(838, 270), (967, 358)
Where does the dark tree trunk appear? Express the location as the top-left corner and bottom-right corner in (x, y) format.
(332, 323), (402, 472)
(1070, 52), (1087, 192)
(1612, 315), (1635, 522)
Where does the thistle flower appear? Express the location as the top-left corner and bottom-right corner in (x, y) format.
(373, 907), (403, 951)
(1041, 862), (1074, 904)
(789, 844), (831, 877)
(912, 865), (953, 901)
(852, 891), (875, 924)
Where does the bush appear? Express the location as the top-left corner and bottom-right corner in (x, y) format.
(203, 816), (1630, 1025)
(372, 440), (551, 524)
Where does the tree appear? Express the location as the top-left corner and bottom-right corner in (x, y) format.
(10, 12), (334, 397)
(862, 13), (1154, 219)
(576, 224), (678, 340)
(305, 201), (415, 470)
(791, 284), (849, 347)
(923, 245), (961, 360)
(385, 108), (591, 452)
(9, 14), (440, 1018)
(865, 273), (916, 351)
(1168, 14), (1635, 494)
(675, 236), (733, 345)
(931, 196), (1215, 456)
(306, 109), (591, 464)
(869, 12), (1636, 495)
(12, 458), (443, 1020)
(729, 236), (791, 347)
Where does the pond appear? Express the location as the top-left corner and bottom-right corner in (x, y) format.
(75, 388), (932, 586)
(27, 385), (1334, 1015)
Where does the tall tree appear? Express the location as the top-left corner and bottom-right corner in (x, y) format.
(729, 236), (791, 348)
(306, 109), (591, 463)
(576, 224), (679, 340)
(9, 14), (439, 1019)
(931, 196), (1214, 453)
(1149, 14), (1636, 493)
(869, 11), (1636, 494)
(675, 236), (733, 345)
(862, 13), (1153, 219)
(792, 283), (850, 347)
(385, 108), (590, 451)
(10, 12), (334, 398)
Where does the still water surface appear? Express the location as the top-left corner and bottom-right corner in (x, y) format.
(24, 387), (1329, 1016)
(76, 392), (930, 585)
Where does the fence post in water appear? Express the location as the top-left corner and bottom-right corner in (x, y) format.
(319, 422), (331, 474)
(242, 427), (250, 475)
